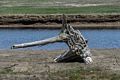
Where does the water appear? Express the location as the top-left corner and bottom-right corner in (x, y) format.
(0, 29), (120, 50)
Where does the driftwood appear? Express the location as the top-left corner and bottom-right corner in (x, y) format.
(11, 14), (93, 64)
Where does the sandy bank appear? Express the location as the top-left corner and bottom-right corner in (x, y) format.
(0, 14), (120, 29)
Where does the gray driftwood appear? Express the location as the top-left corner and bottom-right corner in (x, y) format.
(11, 14), (93, 64)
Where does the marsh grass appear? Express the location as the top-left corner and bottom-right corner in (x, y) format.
(0, 63), (120, 80)
(49, 66), (120, 80)
(0, 67), (13, 74)
(0, 5), (120, 14)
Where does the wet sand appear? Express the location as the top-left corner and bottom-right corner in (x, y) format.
(0, 49), (120, 80)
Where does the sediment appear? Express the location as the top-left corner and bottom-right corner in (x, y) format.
(0, 14), (120, 29)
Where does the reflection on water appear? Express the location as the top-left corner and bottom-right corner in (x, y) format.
(0, 29), (120, 50)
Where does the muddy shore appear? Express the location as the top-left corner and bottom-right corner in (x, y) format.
(0, 14), (120, 29)
(0, 49), (120, 80)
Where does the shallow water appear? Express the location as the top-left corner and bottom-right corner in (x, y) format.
(0, 29), (120, 50)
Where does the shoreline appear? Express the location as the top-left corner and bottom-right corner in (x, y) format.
(0, 24), (120, 29)
(0, 14), (120, 29)
(0, 49), (119, 79)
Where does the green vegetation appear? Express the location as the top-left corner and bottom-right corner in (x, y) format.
(0, 67), (13, 74)
(0, 66), (120, 80)
(0, 0), (120, 14)
(50, 67), (120, 80)
(0, 5), (120, 14)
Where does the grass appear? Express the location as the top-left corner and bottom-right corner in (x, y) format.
(0, 66), (120, 80)
(0, 67), (14, 74)
(0, 5), (120, 14)
(50, 66), (120, 80)
(1, 0), (120, 7)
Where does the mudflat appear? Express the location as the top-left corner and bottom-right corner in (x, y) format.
(0, 14), (120, 29)
(0, 49), (120, 80)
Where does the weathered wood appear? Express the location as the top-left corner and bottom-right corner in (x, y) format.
(11, 36), (64, 49)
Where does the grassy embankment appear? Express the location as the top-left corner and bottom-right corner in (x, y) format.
(0, 5), (120, 14)
(0, 0), (120, 14)
(0, 5), (120, 29)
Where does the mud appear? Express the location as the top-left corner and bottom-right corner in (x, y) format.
(0, 14), (120, 29)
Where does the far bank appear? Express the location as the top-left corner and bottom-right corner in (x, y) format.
(0, 14), (120, 29)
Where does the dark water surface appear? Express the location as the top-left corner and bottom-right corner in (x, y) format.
(0, 29), (120, 50)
